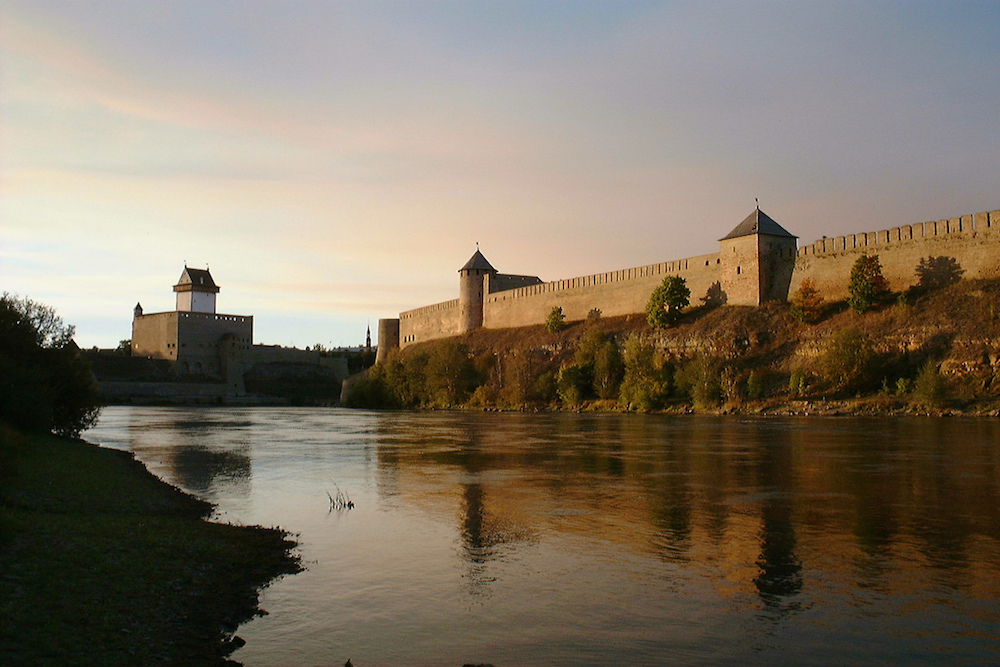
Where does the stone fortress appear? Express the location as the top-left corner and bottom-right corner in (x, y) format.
(127, 267), (347, 398)
(378, 206), (1000, 359)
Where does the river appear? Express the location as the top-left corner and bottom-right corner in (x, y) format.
(87, 406), (1000, 666)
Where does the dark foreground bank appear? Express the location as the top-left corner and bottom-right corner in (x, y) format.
(0, 424), (300, 666)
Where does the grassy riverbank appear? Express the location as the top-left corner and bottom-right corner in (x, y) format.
(0, 424), (299, 666)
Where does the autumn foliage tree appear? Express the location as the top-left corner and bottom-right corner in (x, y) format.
(848, 254), (891, 314)
(789, 278), (825, 324)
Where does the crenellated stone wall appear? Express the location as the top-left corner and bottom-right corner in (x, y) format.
(791, 210), (1000, 298)
(388, 208), (1000, 350)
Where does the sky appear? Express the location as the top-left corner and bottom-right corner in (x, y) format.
(1, 1), (997, 349)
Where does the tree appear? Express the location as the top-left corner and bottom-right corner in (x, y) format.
(848, 255), (890, 314)
(646, 276), (690, 328)
(821, 327), (876, 392)
(789, 278), (824, 324)
(545, 306), (567, 333)
(619, 335), (670, 410)
(0, 293), (101, 437)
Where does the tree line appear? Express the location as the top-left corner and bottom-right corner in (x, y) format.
(347, 253), (962, 411)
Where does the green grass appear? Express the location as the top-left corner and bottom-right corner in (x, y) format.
(0, 425), (300, 666)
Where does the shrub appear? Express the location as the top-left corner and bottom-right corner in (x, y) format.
(545, 306), (567, 333)
(790, 278), (824, 324)
(619, 335), (670, 410)
(677, 355), (722, 410)
(911, 360), (947, 409)
(788, 368), (808, 397)
(646, 276), (690, 328)
(821, 327), (876, 392)
(848, 255), (891, 314)
(557, 363), (591, 406)
(747, 370), (765, 399)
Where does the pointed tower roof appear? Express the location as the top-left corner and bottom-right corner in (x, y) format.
(174, 267), (220, 293)
(459, 249), (497, 273)
(720, 208), (796, 240)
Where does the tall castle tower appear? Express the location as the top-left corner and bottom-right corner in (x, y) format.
(174, 266), (219, 314)
(458, 249), (497, 333)
(718, 208), (797, 305)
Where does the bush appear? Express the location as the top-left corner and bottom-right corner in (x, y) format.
(848, 255), (891, 314)
(821, 327), (877, 392)
(747, 370), (765, 399)
(788, 368), (808, 397)
(677, 355), (722, 410)
(619, 335), (670, 410)
(0, 294), (101, 438)
(545, 306), (567, 333)
(646, 276), (690, 328)
(911, 360), (947, 409)
(790, 278), (824, 324)
(557, 363), (591, 406)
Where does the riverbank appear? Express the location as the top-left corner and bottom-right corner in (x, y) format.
(0, 424), (300, 666)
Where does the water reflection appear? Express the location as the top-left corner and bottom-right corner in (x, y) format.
(370, 412), (1000, 625)
(88, 408), (1000, 665)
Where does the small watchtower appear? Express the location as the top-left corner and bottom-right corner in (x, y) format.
(719, 208), (797, 305)
(174, 266), (220, 314)
(458, 249), (497, 333)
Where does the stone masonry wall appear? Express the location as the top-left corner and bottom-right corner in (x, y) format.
(791, 209), (1000, 298)
(482, 253), (722, 330)
(400, 298), (462, 345)
(396, 208), (999, 348)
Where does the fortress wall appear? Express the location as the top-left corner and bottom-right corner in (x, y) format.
(792, 209), (1000, 298)
(132, 312), (178, 359)
(483, 252), (722, 329)
(399, 298), (461, 346)
(249, 344), (321, 365)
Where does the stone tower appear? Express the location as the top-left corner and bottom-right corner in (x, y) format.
(458, 249), (497, 333)
(718, 208), (798, 306)
(174, 267), (220, 313)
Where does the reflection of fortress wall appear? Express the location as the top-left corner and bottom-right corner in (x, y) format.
(388, 208), (999, 350)
(791, 210), (1000, 298)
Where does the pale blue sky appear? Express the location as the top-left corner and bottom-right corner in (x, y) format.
(2, 1), (997, 348)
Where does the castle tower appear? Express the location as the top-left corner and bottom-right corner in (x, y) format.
(458, 249), (497, 333)
(174, 266), (220, 313)
(719, 208), (797, 306)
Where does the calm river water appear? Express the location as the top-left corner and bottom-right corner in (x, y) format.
(87, 406), (1000, 666)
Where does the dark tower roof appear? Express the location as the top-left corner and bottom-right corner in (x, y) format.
(720, 208), (797, 240)
(459, 249), (497, 273)
(174, 267), (220, 293)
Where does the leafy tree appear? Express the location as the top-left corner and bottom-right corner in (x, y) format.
(676, 354), (722, 410)
(619, 335), (670, 410)
(545, 306), (567, 333)
(424, 341), (479, 406)
(557, 363), (590, 406)
(821, 327), (876, 392)
(848, 255), (890, 314)
(911, 360), (947, 409)
(789, 278), (824, 324)
(0, 293), (101, 437)
(646, 276), (690, 328)
(592, 340), (624, 399)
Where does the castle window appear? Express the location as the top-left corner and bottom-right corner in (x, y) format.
(736, 267), (742, 275)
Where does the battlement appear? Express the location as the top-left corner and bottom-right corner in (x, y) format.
(389, 206), (1000, 350)
(799, 210), (999, 257)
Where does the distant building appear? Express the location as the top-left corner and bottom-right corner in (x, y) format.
(129, 266), (348, 397)
(132, 267), (252, 381)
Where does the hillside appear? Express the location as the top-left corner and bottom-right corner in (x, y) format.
(352, 277), (1000, 415)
